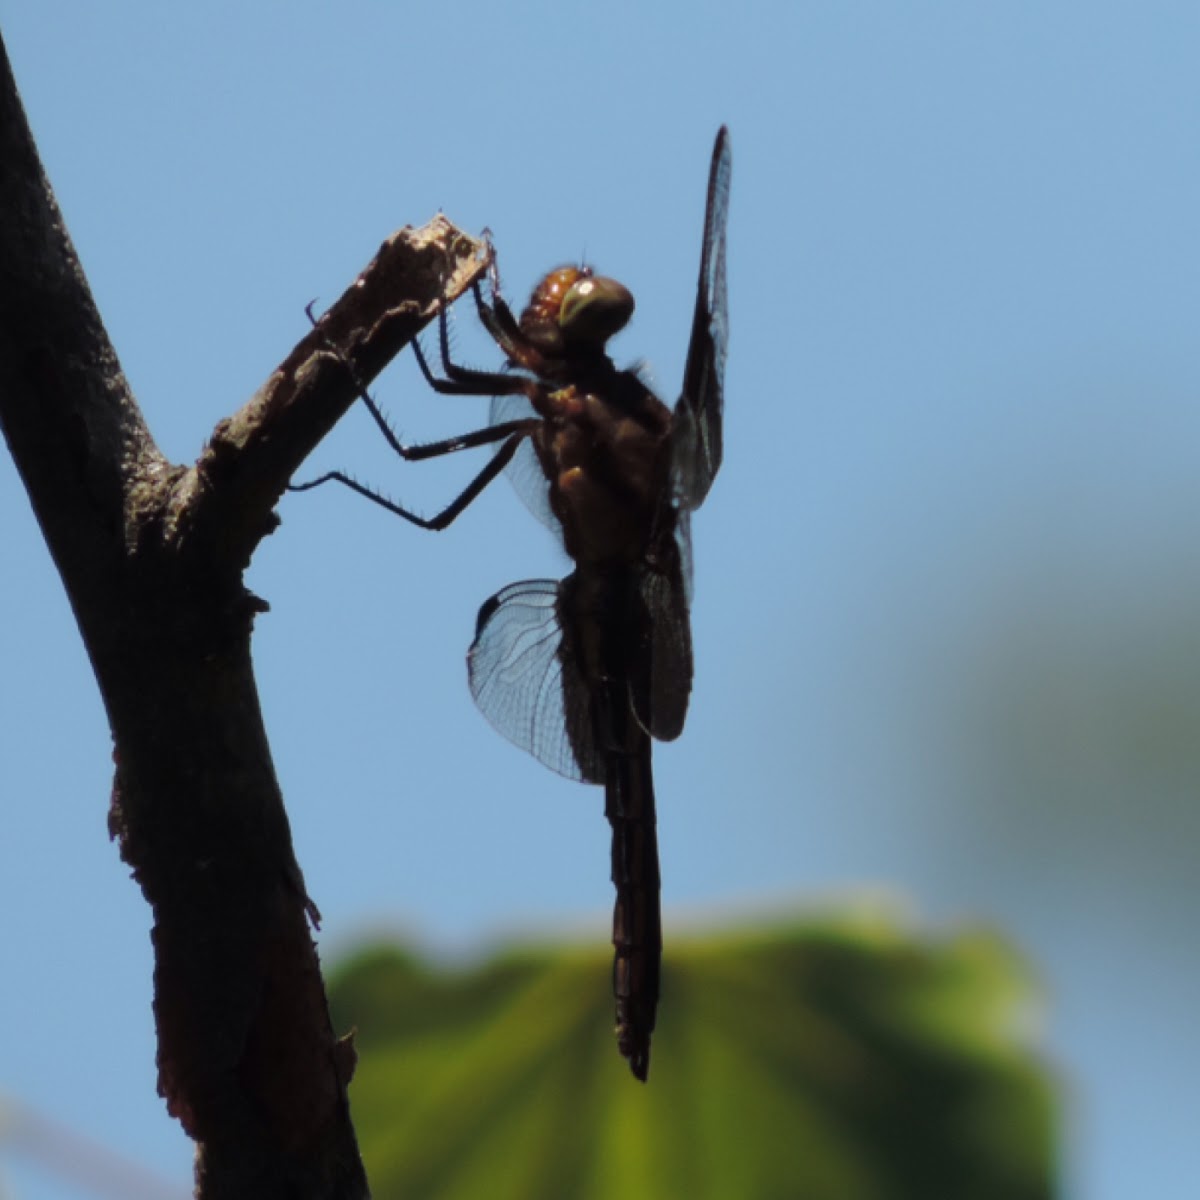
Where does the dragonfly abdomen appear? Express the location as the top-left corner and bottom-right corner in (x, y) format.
(566, 567), (665, 1082)
(606, 729), (662, 1082)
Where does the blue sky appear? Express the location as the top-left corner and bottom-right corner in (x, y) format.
(2, 4), (1199, 1197)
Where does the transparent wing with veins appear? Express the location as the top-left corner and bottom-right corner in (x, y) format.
(467, 579), (604, 784)
(489, 392), (559, 532)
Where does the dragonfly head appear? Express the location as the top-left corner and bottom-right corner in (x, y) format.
(520, 266), (635, 356)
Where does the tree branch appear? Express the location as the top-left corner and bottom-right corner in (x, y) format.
(0, 29), (485, 1198)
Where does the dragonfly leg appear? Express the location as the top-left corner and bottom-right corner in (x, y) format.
(410, 318), (525, 395)
(290, 426), (531, 531)
(290, 303), (539, 523)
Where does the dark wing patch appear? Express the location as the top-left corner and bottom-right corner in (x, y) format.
(672, 126), (731, 514)
(634, 534), (694, 743)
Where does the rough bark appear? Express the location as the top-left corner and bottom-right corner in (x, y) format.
(0, 30), (486, 1198)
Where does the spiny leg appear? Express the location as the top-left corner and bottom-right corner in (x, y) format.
(289, 424), (532, 531)
(288, 303), (538, 526)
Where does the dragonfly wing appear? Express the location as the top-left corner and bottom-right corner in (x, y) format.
(634, 533), (694, 743)
(672, 126), (731, 514)
(674, 504), (695, 607)
(490, 393), (559, 533)
(467, 579), (604, 784)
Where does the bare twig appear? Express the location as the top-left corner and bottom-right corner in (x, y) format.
(0, 28), (485, 1198)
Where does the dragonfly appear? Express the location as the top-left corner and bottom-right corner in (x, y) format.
(294, 128), (730, 1080)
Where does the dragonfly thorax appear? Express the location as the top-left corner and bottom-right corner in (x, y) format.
(536, 373), (674, 568)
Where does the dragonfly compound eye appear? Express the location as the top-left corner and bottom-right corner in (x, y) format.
(558, 275), (635, 347)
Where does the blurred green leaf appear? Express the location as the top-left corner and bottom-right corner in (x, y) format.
(329, 910), (1056, 1199)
